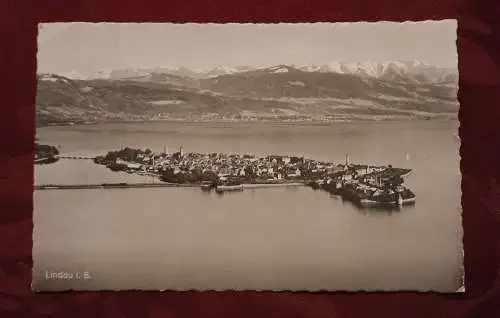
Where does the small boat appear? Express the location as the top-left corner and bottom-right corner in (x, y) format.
(216, 180), (244, 194)
(360, 198), (380, 206)
(201, 181), (215, 191)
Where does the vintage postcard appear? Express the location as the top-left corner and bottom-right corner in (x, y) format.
(33, 21), (463, 292)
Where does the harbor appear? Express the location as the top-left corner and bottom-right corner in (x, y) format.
(303, 160), (416, 208)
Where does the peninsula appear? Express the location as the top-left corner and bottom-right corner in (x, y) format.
(93, 147), (416, 208)
(34, 143), (60, 165)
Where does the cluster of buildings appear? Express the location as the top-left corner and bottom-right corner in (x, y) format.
(101, 146), (396, 185)
(95, 146), (415, 206)
(110, 146), (332, 182)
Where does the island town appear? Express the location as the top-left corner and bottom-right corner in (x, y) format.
(34, 144), (416, 208)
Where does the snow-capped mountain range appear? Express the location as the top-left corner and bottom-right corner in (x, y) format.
(37, 59), (458, 126)
(56, 60), (457, 84)
(299, 60), (440, 77)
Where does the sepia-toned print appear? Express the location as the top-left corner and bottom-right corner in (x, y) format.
(33, 21), (462, 292)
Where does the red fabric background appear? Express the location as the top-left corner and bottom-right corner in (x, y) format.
(1, 0), (500, 317)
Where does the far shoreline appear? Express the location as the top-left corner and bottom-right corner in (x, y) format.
(36, 117), (458, 129)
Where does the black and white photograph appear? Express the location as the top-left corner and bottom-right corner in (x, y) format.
(33, 21), (462, 292)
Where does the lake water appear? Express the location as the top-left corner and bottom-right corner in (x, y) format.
(32, 121), (463, 292)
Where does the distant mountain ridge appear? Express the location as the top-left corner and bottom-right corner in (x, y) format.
(59, 60), (457, 84)
(37, 61), (458, 126)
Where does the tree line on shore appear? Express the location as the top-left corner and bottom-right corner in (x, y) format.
(34, 143), (60, 164)
(35, 143), (60, 157)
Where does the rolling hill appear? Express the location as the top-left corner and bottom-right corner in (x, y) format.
(36, 62), (459, 126)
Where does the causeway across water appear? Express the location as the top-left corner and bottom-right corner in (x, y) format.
(34, 182), (305, 191)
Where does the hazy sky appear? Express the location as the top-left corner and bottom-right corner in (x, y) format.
(37, 21), (457, 74)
